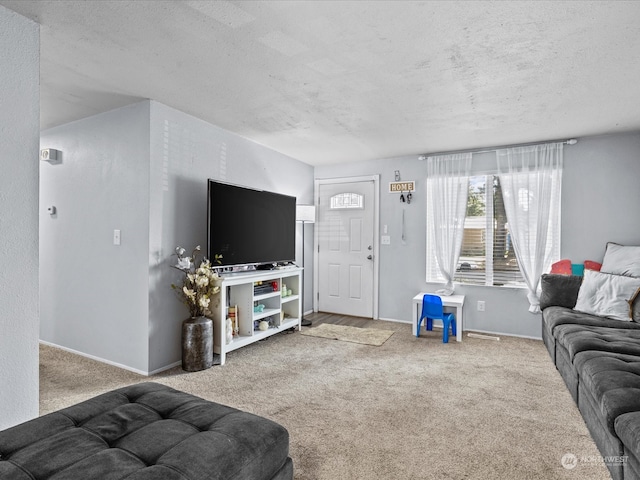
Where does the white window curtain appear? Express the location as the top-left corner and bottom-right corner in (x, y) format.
(426, 153), (472, 295)
(497, 143), (563, 313)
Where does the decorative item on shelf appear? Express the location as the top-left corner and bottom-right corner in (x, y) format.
(228, 305), (238, 336)
(225, 317), (233, 345)
(254, 280), (275, 295)
(171, 245), (222, 371)
(253, 303), (265, 313)
(281, 283), (287, 297)
(258, 320), (269, 331)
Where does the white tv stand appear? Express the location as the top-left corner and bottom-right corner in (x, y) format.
(211, 267), (302, 365)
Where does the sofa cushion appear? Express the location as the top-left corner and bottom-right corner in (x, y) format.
(573, 351), (640, 435)
(584, 260), (603, 272)
(543, 306), (640, 335)
(601, 243), (640, 278)
(0, 382), (291, 480)
(539, 274), (583, 310)
(615, 411), (640, 463)
(554, 324), (640, 361)
(574, 270), (640, 321)
(550, 259), (573, 275)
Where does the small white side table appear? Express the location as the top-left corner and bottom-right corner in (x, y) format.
(412, 293), (465, 342)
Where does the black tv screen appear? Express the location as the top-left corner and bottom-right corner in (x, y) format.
(207, 180), (296, 267)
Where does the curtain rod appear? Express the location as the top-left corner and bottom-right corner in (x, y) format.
(418, 138), (578, 160)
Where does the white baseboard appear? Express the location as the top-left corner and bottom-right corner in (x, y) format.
(377, 317), (410, 324)
(374, 319), (541, 340)
(38, 340), (162, 376)
(148, 361), (182, 376)
(464, 328), (541, 341)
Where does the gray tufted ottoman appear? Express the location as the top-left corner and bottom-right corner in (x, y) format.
(0, 382), (293, 480)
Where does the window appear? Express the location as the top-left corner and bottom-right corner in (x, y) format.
(427, 175), (525, 287)
(427, 143), (562, 302)
(330, 193), (363, 209)
(459, 175), (524, 286)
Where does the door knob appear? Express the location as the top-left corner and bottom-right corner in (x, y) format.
(367, 254), (373, 260)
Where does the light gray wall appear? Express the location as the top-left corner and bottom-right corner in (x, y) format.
(39, 100), (314, 374)
(315, 131), (640, 338)
(561, 132), (640, 260)
(0, 6), (40, 429)
(148, 101), (314, 372)
(40, 102), (151, 373)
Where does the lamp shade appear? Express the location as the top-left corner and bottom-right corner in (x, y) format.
(296, 205), (316, 223)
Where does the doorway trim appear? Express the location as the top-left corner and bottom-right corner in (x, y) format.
(313, 175), (380, 319)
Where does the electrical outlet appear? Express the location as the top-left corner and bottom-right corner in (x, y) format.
(477, 300), (485, 311)
(381, 235), (391, 245)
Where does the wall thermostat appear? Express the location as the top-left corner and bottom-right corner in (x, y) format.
(40, 148), (60, 162)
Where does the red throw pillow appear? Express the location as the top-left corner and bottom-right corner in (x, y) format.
(551, 259), (573, 275)
(584, 260), (602, 272)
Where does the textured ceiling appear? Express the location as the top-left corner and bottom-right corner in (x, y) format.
(3, 0), (640, 165)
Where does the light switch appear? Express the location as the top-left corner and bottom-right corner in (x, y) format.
(113, 229), (121, 246)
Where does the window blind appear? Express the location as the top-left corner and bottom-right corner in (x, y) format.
(427, 175), (526, 287)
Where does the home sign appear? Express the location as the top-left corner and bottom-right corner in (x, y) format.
(388, 181), (415, 193)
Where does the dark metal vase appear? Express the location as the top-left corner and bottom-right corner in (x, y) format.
(182, 316), (213, 371)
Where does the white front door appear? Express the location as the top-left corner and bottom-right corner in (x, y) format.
(317, 180), (376, 318)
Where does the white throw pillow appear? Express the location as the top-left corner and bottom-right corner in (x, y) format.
(574, 269), (640, 321)
(601, 243), (640, 277)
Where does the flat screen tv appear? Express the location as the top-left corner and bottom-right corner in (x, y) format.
(207, 180), (296, 268)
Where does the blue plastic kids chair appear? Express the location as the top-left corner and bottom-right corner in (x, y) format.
(417, 294), (457, 343)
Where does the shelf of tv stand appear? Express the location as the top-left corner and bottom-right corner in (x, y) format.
(223, 317), (300, 353)
(253, 308), (280, 321)
(211, 267), (302, 365)
(281, 294), (299, 304)
(254, 291), (281, 302)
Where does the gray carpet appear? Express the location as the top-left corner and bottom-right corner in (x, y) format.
(39, 321), (608, 479)
(300, 323), (394, 345)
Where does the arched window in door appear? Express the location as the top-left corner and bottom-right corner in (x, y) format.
(330, 192), (364, 210)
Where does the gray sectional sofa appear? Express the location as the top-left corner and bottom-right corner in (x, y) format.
(0, 382), (293, 480)
(541, 273), (640, 480)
